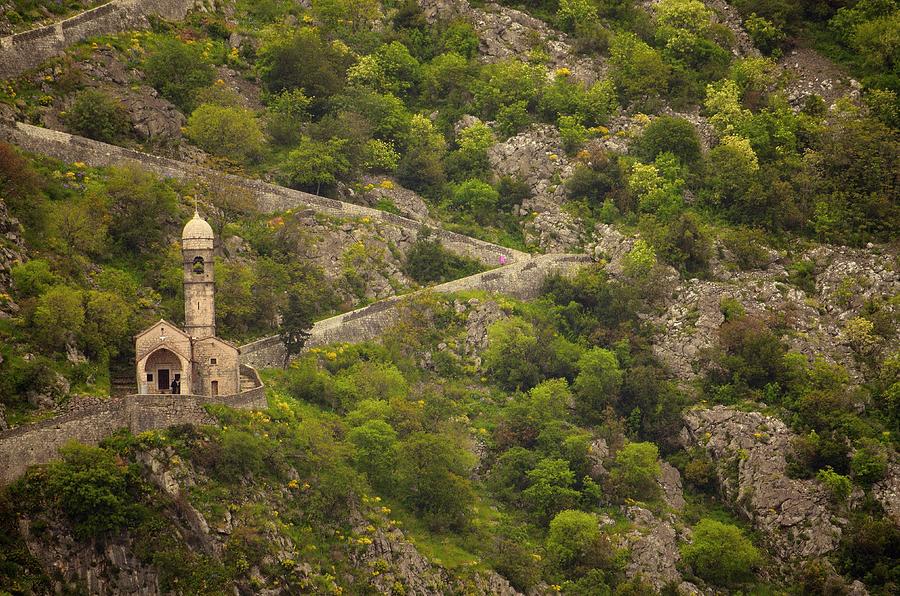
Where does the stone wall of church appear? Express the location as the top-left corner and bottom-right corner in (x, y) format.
(0, 0), (198, 78)
(239, 253), (593, 369)
(193, 338), (241, 396)
(0, 389), (266, 485)
(0, 123), (526, 267)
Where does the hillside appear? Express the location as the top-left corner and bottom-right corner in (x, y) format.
(0, 0), (897, 594)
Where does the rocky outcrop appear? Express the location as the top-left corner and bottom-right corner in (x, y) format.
(681, 406), (843, 561)
(873, 461), (900, 527)
(354, 176), (431, 222)
(648, 239), (898, 381)
(779, 47), (858, 110)
(417, 0), (606, 84)
(460, 297), (506, 367)
(0, 197), (26, 316)
(487, 125), (585, 251)
(20, 516), (162, 595)
(287, 210), (416, 302)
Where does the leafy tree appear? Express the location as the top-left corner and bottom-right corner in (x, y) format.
(714, 315), (787, 390)
(447, 178), (500, 223)
(80, 290), (133, 358)
(11, 260), (60, 299)
(850, 438), (889, 484)
(394, 432), (475, 530)
(473, 59), (545, 118)
(279, 287), (316, 368)
(33, 285), (84, 351)
(143, 38), (215, 112)
(186, 104), (265, 163)
(405, 227), (483, 284)
(66, 89), (130, 143)
(610, 33), (670, 102)
(610, 442), (660, 500)
(546, 510), (611, 577)
(484, 317), (543, 390)
(681, 519), (760, 586)
(634, 116), (702, 167)
(557, 0), (600, 33)
(572, 347), (622, 416)
(744, 13), (786, 55)
(397, 114), (447, 192)
(44, 443), (140, 538)
(348, 419), (397, 491)
(266, 88), (313, 146)
(311, 0), (382, 37)
(276, 136), (351, 194)
(522, 458), (581, 523)
(257, 27), (350, 112)
(101, 164), (178, 257)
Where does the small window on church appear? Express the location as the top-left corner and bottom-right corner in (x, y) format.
(192, 256), (205, 274)
(210, 358), (217, 365)
(146, 373), (153, 382)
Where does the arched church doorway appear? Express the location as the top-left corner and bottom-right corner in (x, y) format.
(145, 348), (183, 394)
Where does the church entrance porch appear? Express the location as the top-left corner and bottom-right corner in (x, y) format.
(141, 347), (188, 395)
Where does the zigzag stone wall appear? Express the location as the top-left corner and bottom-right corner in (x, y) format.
(0, 388), (266, 485)
(0, 0), (198, 78)
(240, 253), (593, 369)
(0, 123), (527, 267)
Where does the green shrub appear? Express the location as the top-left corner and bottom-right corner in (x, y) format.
(720, 227), (771, 270)
(186, 104), (265, 163)
(394, 432), (475, 530)
(348, 419), (397, 491)
(33, 285), (84, 352)
(816, 466), (852, 503)
(572, 347), (622, 416)
(850, 439), (889, 485)
(66, 89), (130, 143)
(404, 227), (483, 284)
(610, 442), (660, 501)
(483, 317), (542, 391)
(276, 136), (351, 194)
(447, 178), (500, 223)
(257, 27), (349, 112)
(681, 518), (760, 586)
(522, 458), (581, 523)
(633, 115), (702, 167)
(143, 38), (215, 112)
(546, 509), (611, 577)
(44, 443), (141, 538)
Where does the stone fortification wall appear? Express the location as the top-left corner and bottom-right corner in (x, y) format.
(0, 0), (198, 78)
(0, 388), (266, 485)
(0, 123), (526, 266)
(240, 253), (592, 369)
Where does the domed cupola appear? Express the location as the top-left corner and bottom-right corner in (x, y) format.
(182, 211), (214, 250)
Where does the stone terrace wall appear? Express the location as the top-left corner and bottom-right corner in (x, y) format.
(0, 0), (197, 78)
(0, 389), (267, 485)
(240, 253), (592, 369)
(0, 123), (526, 266)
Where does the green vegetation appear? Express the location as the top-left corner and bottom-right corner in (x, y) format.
(1, 0), (898, 592)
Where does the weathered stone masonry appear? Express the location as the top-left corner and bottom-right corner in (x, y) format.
(0, 384), (266, 486)
(0, 0), (199, 78)
(240, 253), (593, 369)
(0, 122), (526, 267)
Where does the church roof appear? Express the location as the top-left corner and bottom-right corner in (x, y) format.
(182, 211), (214, 241)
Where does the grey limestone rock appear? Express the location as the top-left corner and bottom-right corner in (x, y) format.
(682, 406), (844, 562)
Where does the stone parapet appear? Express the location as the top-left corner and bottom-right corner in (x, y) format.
(0, 0), (198, 78)
(0, 122), (526, 267)
(0, 388), (267, 485)
(239, 253), (592, 369)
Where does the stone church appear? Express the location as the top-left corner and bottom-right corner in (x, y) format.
(134, 212), (240, 397)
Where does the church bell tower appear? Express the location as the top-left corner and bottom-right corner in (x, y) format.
(182, 211), (216, 339)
